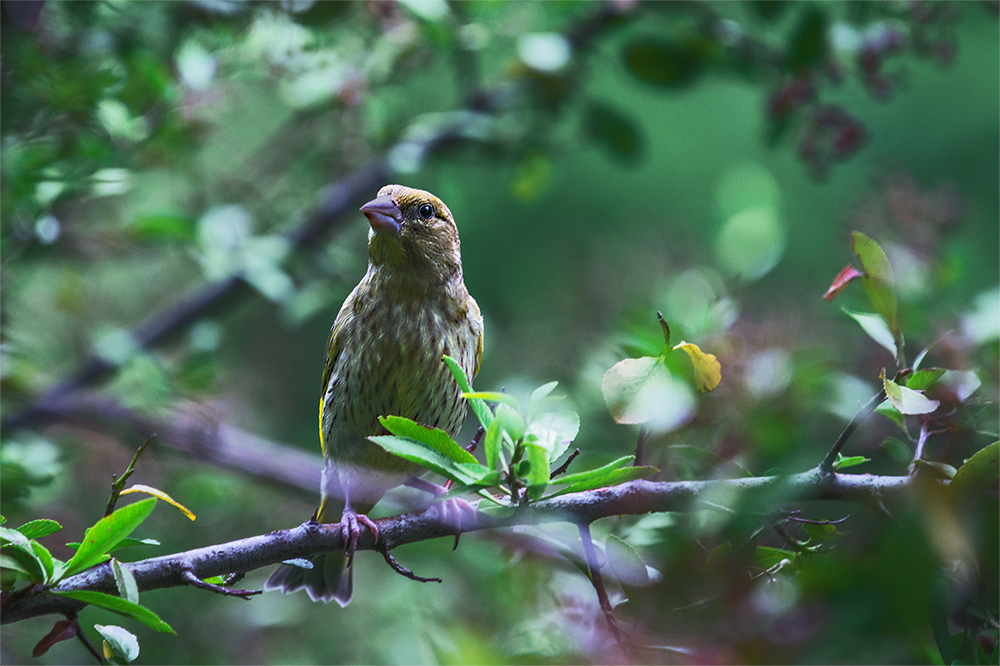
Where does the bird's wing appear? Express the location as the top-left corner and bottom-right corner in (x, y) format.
(318, 298), (352, 455)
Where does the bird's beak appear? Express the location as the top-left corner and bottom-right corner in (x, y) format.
(361, 195), (402, 236)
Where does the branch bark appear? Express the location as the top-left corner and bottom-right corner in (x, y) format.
(1, 469), (923, 625)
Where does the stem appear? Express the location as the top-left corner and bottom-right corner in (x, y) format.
(578, 524), (629, 653)
(105, 435), (156, 517)
(819, 390), (885, 473)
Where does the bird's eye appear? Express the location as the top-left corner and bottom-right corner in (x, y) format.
(418, 203), (434, 219)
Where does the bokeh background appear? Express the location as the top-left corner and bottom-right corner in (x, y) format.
(2, 1), (997, 664)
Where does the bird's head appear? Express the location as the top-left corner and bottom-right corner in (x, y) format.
(361, 184), (462, 280)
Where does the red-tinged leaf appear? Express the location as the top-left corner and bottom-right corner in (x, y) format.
(33, 618), (78, 657)
(823, 264), (863, 301)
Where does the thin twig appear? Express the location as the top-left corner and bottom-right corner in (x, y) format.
(378, 547), (442, 584)
(73, 618), (104, 665)
(578, 523), (629, 654)
(552, 449), (580, 478)
(105, 435), (156, 517)
(819, 389), (886, 473)
(635, 427), (651, 467)
(180, 571), (261, 600)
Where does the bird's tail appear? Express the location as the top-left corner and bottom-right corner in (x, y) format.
(264, 497), (353, 606)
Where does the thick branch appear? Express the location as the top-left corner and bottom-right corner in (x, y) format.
(1, 469), (923, 625)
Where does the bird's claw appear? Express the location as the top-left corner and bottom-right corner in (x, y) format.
(436, 498), (477, 550)
(341, 505), (380, 556)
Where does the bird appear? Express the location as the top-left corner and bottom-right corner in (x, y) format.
(265, 184), (484, 606)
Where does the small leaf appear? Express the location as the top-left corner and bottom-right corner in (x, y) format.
(802, 522), (844, 544)
(378, 416), (477, 464)
(584, 101), (642, 161)
(874, 399), (904, 427)
(32, 618), (78, 657)
(602, 356), (696, 431)
(30, 540), (55, 583)
(280, 558), (314, 570)
(554, 456), (635, 485)
(63, 537), (162, 552)
(950, 442), (999, 500)
(53, 591), (175, 634)
(369, 436), (478, 484)
(127, 214), (196, 243)
(905, 368), (946, 391)
(112, 558), (139, 604)
(443, 355), (492, 428)
(842, 307), (897, 356)
(525, 408), (580, 462)
(463, 392), (520, 410)
(94, 624), (140, 663)
(883, 376), (939, 415)
(482, 417), (504, 473)
(913, 459), (957, 480)
(494, 403), (526, 441)
(752, 546), (797, 571)
(605, 535), (650, 586)
(531, 381), (559, 402)
(1, 553), (33, 577)
(546, 458), (658, 498)
(672, 341), (722, 392)
(851, 231), (897, 330)
(522, 443), (550, 501)
(120, 485), (196, 521)
(788, 7), (828, 71)
(881, 436), (912, 464)
(624, 39), (703, 88)
(823, 264), (863, 302)
(62, 498), (157, 579)
(833, 454), (870, 470)
(16, 519), (63, 540)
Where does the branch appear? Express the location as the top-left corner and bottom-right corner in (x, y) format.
(1, 469), (925, 625)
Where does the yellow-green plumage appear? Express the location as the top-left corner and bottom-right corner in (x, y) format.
(265, 185), (483, 605)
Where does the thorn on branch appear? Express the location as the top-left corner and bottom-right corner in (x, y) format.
(181, 570), (261, 600)
(378, 547), (442, 584)
(552, 448), (581, 477)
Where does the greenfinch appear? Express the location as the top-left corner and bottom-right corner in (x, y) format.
(265, 185), (483, 605)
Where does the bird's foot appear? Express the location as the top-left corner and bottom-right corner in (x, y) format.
(341, 505), (379, 556)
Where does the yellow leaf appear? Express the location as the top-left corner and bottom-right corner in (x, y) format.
(673, 341), (722, 392)
(120, 484), (196, 521)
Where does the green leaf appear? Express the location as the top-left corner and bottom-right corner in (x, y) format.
(442, 471), (503, 498)
(851, 231), (898, 332)
(584, 101), (642, 161)
(111, 558), (139, 604)
(883, 376), (939, 415)
(378, 416), (477, 464)
(881, 436), (912, 464)
(905, 368), (946, 391)
(463, 392), (520, 410)
(94, 625), (140, 663)
(605, 535), (650, 586)
(752, 546), (797, 571)
(546, 458), (658, 498)
(127, 214), (196, 243)
(1, 527), (45, 582)
(530, 381), (559, 402)
(950, 442), (999, 500)
(494, 403), (526, 442)
(802, 522), (844, 544)
(787, 7), (828, 71)
(62, 498), (157, 579)
(841, 308), (897, 357)
(525, 408), (580, 462)
(833, 454), (870, 470)
(522, 443), (550, 501)
(1, 553), (33, 577)
(874, 399), (904, 427)
(53, 590), (175, 634)
(31, 540), (55, 583)
(63, 537), (161, 552)
(443, 355), (492, 428)
(369, 436), (478, 484)
(601, 356), (696, 432)
(912, 459), (957, 480)
(16, 519), (63, 540)
(482, 417), (503, 473)
(624, 39), (704, 88)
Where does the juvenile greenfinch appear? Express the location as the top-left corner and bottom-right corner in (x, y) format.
(265, 185), (483, 605)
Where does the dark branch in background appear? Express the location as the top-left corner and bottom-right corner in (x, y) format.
(578, 523), (628, 653)
(1, 2), (633, 437)
(1, 470), (925, 626)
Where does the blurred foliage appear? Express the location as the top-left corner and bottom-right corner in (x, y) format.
(1, 1), (998, 664)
